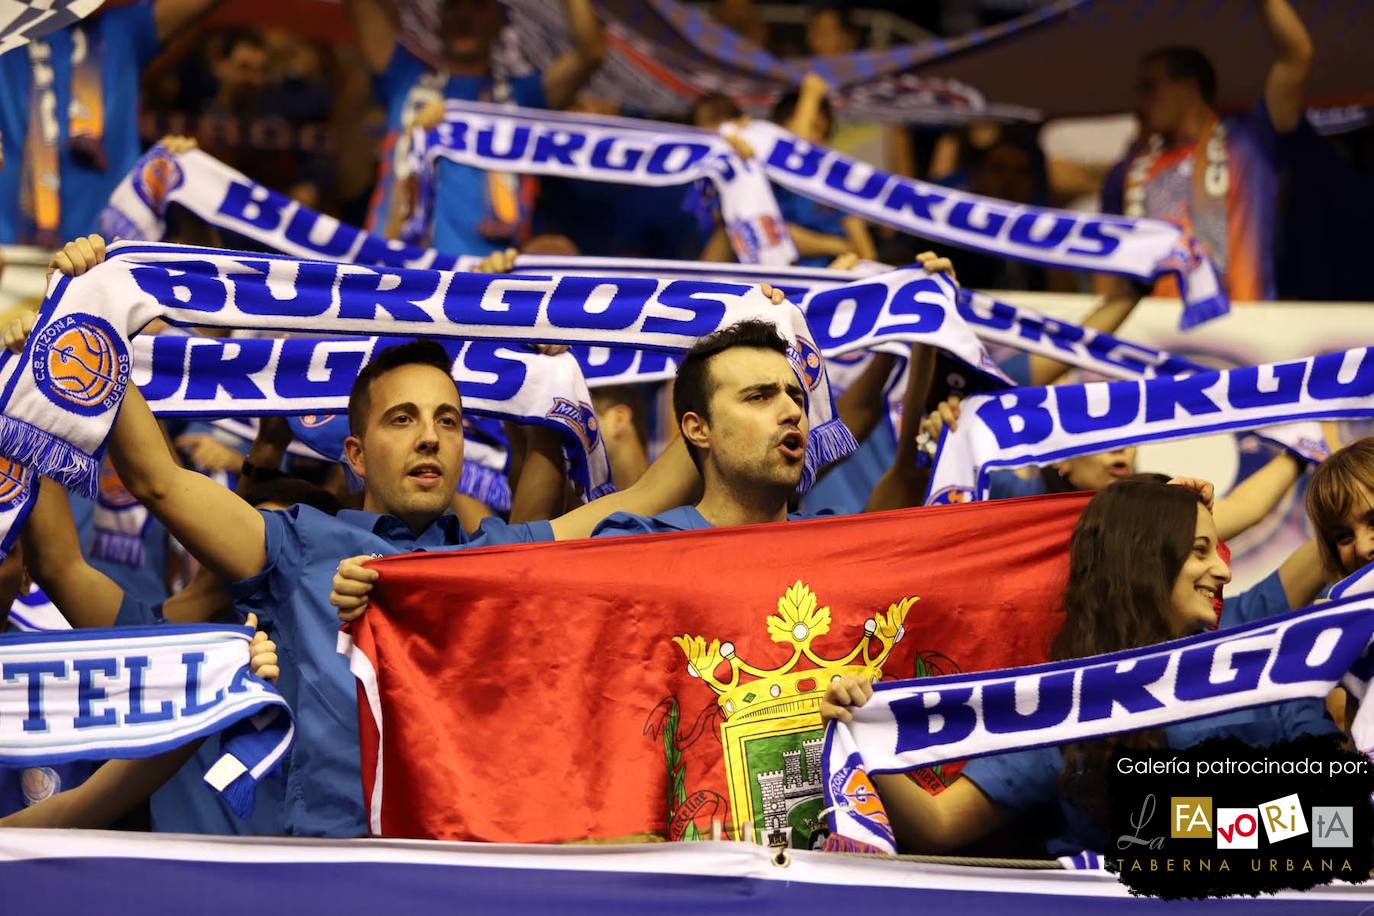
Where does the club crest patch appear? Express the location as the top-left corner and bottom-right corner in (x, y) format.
(31, 314), (131, 417)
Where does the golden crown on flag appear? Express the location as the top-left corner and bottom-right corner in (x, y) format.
(672, 580), (916, 722)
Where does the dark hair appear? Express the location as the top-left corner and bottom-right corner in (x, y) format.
(347, 340), (457, 438)
(772, 90), (834, 139)
(1052, 473), (1206, 831)
(673, 320), (790, 472)
(244, 477), (343, 516)
(690, 93), (743, 129)
(591, 384), (648, 448)
(807, 2), (857, 33)
(1142, 47), (1218, 107)
(1308, 437), (1374, 576)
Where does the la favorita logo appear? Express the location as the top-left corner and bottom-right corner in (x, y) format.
(1108, 735), (1373, 898)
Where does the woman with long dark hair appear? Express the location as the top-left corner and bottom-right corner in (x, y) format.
(821, 474), (1337, 855)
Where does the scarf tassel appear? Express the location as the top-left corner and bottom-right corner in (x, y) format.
(802, 418), (860, 495)
(0, 415), (99, 498)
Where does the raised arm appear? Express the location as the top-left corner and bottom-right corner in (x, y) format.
(18, 477), (125, 628)
(508, 424), (570, 523)
(1213, 451), (1302, 541)
(0, 743), (201, 828)
(1259, 0), (1314, 133)
(542, 0), (607, 110)
(863, 344), (937, 513)
(345, 0), (401, 75)
(821, 676), (1010, 852)
(109, 385), (266, 583)
(23, 239), (269, 583)
(1025, 276), (1144, 387)
(549, 435), (701, 540)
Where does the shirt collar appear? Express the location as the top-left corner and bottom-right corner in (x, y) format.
(336, 509), (465, 546)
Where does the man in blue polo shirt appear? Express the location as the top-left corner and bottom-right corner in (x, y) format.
(0, 0), (225, 244)
(346, 0), (606, 254)
(33, 235), (727, 836)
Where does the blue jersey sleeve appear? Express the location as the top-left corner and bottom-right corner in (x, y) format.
(375, 44), (427, 109)
(998, 351), (1033, 387)
(109, 0), (160, 69)
(465, 516), (554, 546)
(113, 594), (163, 627)
(960, 745), (1064, 813)
(509, 71), (547, 109)
(1219, 568), (1289, 629)
(589, 512), (661, 538)
(228, 508), (310, 625)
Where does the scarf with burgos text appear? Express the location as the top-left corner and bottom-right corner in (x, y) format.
(0, 622), (293, 817)
(922, 349), (1370, 505)
(130, 335), (612, 502)
(410, 101), (1227, 329)
(97, 146), (1191, 387)
(0, 241), (867, 504)
(824, 594), (1374, 854)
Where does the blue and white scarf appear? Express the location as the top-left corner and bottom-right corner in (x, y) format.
(0, 0), (103, 56)
(1331, 564), (1374, 602)
(413, 102), (1227, 328)
(5, 585), (67, 633)
(132, 334), (613, 502)
(0, 242), (876, 501)
(824, 593), (1374, 854)
(0, 457), (36, 560)
(924, 349), (1371, 505)
(100, 145), (461, 272)
(0, 623), (293, 817)
(409, 102), (796, 265)
(101, 147), (1192, 387)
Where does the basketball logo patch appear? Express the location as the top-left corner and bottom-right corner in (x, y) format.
(21, 766), (60, 806)
(299, 414), (336, 429)
(134, 148), (185, 214)
(787, 335), (826, 392)
(32, 314), (131, 417)
(0, 457), (27, 507)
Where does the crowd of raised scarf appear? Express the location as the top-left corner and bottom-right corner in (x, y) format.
(2, 0), (1374, 896)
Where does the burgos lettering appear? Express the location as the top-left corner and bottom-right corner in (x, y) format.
(972, 349), (1374, 453)
(889, 608), (1374, 758)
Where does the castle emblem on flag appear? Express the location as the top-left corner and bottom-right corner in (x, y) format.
(673, 581), (914, 847)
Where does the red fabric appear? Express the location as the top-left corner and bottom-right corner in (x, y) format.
(348, 492), (1089, 842)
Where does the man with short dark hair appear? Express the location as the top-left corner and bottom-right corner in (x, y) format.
(1100, 0), (1314, 301)
(590, 385), (650, 489)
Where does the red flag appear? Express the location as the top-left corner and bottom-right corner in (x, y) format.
(345, 492), (1089, 844)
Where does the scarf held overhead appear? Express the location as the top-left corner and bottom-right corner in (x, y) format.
(824, 594), (1374, 853)
(0, 623), (293, 817)
(415, 101), (1227, 329)
(131, 335), (613, 501)
(0, 242), (864, 498)
(100, 146), (1188, 386)
(924, 348), (1373, 505)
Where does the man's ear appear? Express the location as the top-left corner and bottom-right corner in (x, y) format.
(604, 404), (631, 439)
(343, 434), (366, 481)
(680, 411), (710, 454)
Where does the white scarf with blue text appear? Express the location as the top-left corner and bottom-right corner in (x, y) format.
(0, 242), (869, 502)
(132, 335), (614, 502)
(824, 594), (1374, 854)
(923, 349), (1372, 505)
(0, 623), (293, 817)
(412, 101), (1228, 329)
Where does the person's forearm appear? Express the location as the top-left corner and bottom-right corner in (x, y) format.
(1214, 451), (1302, 541)
(788, 225), (851, 258)
(1261, 0), (1314, 63)
(19, 478), (124, 627)
(109, 385), (181, 505)
(0, 742), (200, 828)
(1278, 539), (1328, 610)
(835, 353), (900, 444)
(841, 217), (877, 261)
(1027, 283), (1142, 387)
(550, 437), (700, 540)
(865, 345), (936, 513)
(565, 0), (607, 63)
(509, 426), (568, 523)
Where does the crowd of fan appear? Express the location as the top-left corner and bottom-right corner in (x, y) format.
(0, 0), (1370, 859)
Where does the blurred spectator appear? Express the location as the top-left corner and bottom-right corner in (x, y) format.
(711, 0), (768, 50)
(1100, 0), (1314, 301)
(0, 0), (225, 245)
(348, 0), (606, 256)
(805, 3), (860, 57)
(208, 28), (269, 117)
